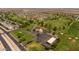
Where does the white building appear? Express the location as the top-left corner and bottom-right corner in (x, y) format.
(47, 36), (57, 45)
(35, 28), (43, 33)
(34, 27), (44, 33)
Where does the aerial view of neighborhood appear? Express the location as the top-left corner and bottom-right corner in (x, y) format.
(0, 8), (79, 51)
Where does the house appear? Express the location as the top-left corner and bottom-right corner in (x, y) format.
(35, 28), (43, 33)
(33, 27), (44, 33)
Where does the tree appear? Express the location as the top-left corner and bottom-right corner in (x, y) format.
(53, 26), (57, 31)
(40, 20), (44, 27)
(62, 26), (65, 30)
(47, 23), (52, 33)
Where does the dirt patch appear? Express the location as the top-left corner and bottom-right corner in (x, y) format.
(69, 39), (76, 43)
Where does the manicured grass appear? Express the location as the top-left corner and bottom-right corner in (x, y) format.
(26, 41), (45, 51)
(54, 21), (79, 51)
(67, 21), (79, 37)
(11, 29), (35, 45)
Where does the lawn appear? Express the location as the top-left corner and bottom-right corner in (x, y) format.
(67, 21), (79, 37)
(54, 21), (79, 51)
(26, 41), (45, 51)
(11, 29), (35, 45)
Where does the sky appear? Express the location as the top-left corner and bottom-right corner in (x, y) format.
(0, 0), (79, 8)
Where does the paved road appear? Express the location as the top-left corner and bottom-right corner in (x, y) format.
(6, 33), (26, 51)
(0, 34), (11, 51)
(0, 27), (26, 51)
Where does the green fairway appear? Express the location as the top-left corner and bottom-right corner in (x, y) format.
(67, 21), (79, 37)
(54, 21), (79, 51)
